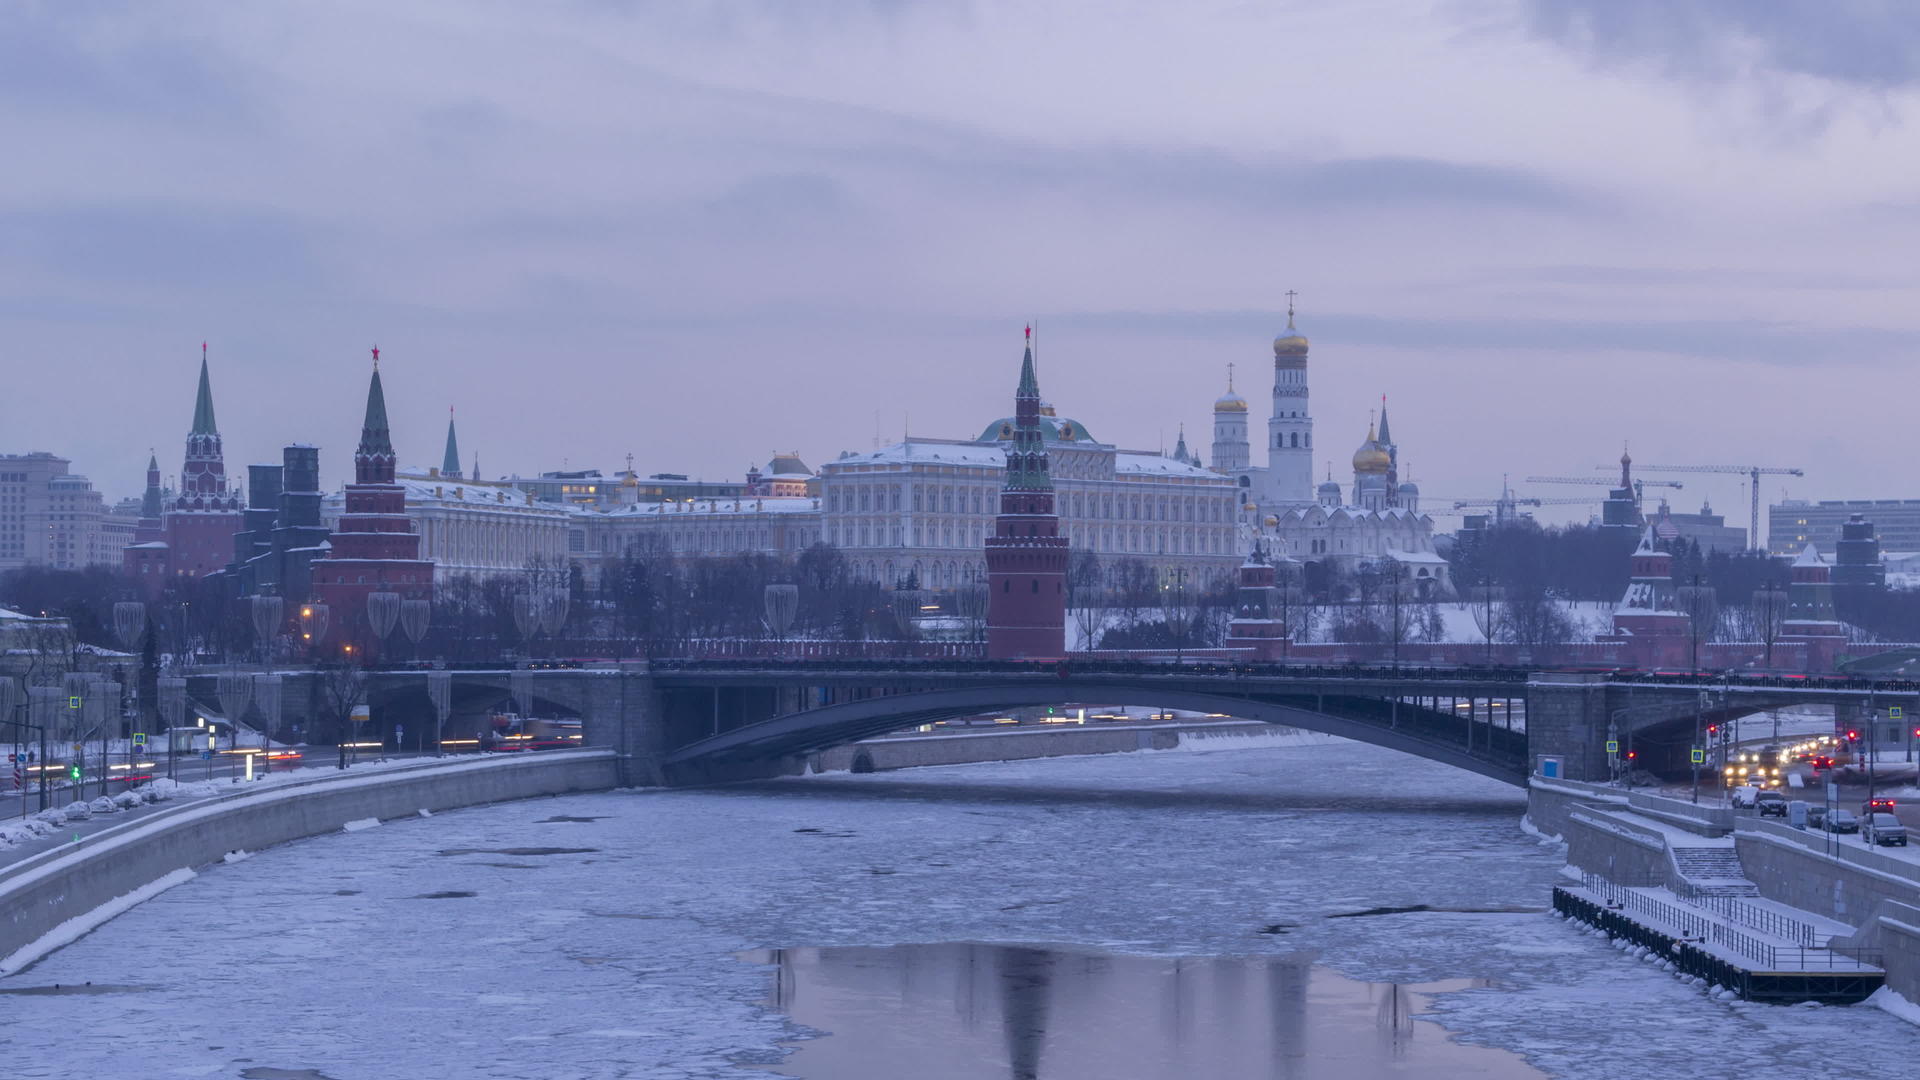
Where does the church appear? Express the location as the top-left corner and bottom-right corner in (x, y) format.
(1211, 303), (1453, 599)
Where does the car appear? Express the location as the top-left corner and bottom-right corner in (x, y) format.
(1756, 791), (1790, 817)
(1864, 813), (1909, 847)
(1826, 810), (1860, 834)
(1730, 786), (1759, 809)
(1806, 805), (1829, 830)
(1862, 797), (1899, 817)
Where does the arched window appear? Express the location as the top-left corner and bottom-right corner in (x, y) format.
(1031, 579), (1039, 593)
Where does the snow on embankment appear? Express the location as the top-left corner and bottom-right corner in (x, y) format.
(1156, 726), (1343, 754)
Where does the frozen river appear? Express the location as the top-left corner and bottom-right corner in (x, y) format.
(2, 737), (1915, 1078)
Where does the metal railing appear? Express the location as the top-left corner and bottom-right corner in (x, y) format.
(1673, 888), (1818, 947)
(1578, 872), (1881, 971)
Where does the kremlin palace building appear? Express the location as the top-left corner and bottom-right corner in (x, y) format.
(116, 307), (1448, 603)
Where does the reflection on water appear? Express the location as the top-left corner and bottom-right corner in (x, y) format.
(743, 943), (1542, 1080)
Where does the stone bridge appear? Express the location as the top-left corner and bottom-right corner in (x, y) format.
(179, 662), (1920, 788)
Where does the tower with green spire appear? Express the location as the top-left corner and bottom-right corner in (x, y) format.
(985, 328), (1069, 659)
(441, 407), (462, 479)
(178, 343), (239, 511)
(314, 346), (434, 661)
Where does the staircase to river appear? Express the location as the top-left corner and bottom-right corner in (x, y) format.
(1669, 846), (1761, 898)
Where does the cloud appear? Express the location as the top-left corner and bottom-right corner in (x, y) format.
(1045, 306), (1920, 368)
(0, 203), (329, 293)
(1519, 0), (1920, 89)
(0, 4), (265, 129)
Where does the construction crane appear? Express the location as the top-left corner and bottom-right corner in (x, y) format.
(1525, 475), (1683, 513)
(1599, 464), (1803, 552)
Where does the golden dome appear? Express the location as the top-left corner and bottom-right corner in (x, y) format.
(1263, 515), (1279, 528)
(1215, 364), (1248, 411)
(1273, 316), (1309, 357)
(1352, 421), (1390, 473)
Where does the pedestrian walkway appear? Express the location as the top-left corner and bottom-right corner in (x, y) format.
(1556, 873), (1883, 1003)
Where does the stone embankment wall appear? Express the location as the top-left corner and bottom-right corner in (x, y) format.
(808, 720), (1314, 773)
(1736, 820), (1920, 1001)
(0, 751), (617, 971)
(1528, 776), (1920, 1008)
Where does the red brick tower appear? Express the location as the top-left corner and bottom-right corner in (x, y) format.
(311, 349), (433, 660)
(985, 330), (1068, 659)
(1596, 526), (1690, 667)
(1779, 544), (1846, 670)
(125, 346), (244, 584)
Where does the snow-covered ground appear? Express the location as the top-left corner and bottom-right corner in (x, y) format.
(0, 740), (1915, 1079)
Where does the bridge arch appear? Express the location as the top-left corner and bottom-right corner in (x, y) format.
(663, 683), (1527, 787)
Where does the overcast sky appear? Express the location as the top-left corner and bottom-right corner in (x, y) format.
(4, 0), (1917, 532)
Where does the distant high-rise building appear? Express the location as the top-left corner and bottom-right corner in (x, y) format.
(0, 452), (126, 570)
(1770, 499), (1920, 557)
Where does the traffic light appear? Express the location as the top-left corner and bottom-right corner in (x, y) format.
(1707, 725), (1718, 736)
(68, 762), (82, 782)
(1626, 751), (1638, 761)
(1847, 730), (1861, 742)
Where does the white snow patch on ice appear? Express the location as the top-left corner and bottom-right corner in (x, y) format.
(221, 850), (252, 863)
(1157, 728), (1342, 754)
(341, 817), (381, 832)
(0, 866), (195, 975)
(1519, 816), (1565, 848)
(1868, 986), (1920, 1026)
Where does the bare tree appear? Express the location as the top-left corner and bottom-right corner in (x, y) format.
(316, 662), (366, 770)
(1677, 580), (1719, 673)
(1066, 548), (1106, 650)
(1109, 558), (1157, 640)
(1751, 584), (1789, 669)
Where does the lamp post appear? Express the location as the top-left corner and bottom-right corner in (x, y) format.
(250, 594), (284, 667)
(252, 674), (282, 774)
(216, 671), (253, 783)
(367, 590), (401, 662)
(158, 676), (186, 782)
(426, 670), (451, 758)
(400, 598), (431, 665)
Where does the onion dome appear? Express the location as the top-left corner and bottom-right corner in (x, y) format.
(1352, 421), (1390, 473)
(1273, 313), (1309, 358)
(1215, 364), (1248, 412)
(1263, 515), (1280, 528)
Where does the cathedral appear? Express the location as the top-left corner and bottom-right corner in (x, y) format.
(1211, 303), (1452, 598)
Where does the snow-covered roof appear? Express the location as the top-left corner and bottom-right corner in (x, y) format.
(1113, 453), (1224, 480)
(1383, 549), (1447, 565)
(827, 441), (1006, 470)
(1793, 543), (1827, 567)
(332, 477), (568, 514)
